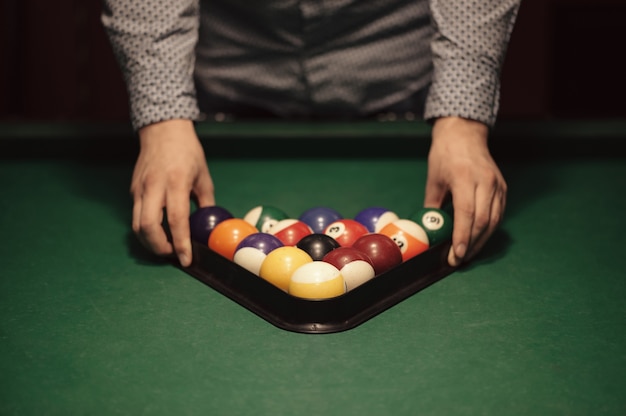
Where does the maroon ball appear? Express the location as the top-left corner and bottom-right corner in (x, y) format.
(322, 246), (373, 270)
(351, 234), (402, 275)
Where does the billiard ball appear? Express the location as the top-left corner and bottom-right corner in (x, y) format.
(233, 233), (284, 275)
(322, 246), (376, 291)
(378, 219), (429, 262)
(351, 233), (403, 275)
(208, 218), (259, 260)
(298, 206), (343, 234)
(323, 219), (369, 247)
(243, 205), (290, 233)
(269, 219), (313, 246)
(259, 246), (313, 292)
(189, 206), (234, 244)
(354, 206), (399, 233)
(296, 233), (341, 261)
(409, 208), (453, 246)
(288, 261), (346, 299)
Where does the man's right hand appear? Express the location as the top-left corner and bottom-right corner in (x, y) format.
(131, 119), (215, 267)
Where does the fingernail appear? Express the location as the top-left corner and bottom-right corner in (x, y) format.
(448, 248), (459, 267)
(179, 253), (191, 267)
(455, 243), (467, 259)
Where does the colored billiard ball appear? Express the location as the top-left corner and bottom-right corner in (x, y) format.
(354, 206), (399, 233)
(208, 218), (259, 260)
(259, 246), (313, 292)
(323, 219), (369, 247)
(296, 233), (341, 261)
(233, 233), (284, 275)
(243, 205), (290, 233)
(189, 206), (234, 244)
(269, 219), (313, 246)
(322, 246), (376, 291)
(351, 233), (403, 275)
(409, 208), (453, 246)
(288, 261), (346, 300)
(378, 219), (429, 262)
(298, 206), (343, 234)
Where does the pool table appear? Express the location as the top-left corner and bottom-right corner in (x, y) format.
(1, 119), (625, 415)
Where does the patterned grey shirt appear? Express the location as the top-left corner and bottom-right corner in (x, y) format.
(101, 0), (520, 130)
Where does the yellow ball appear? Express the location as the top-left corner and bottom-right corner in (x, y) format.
(259, 246), (313, 292)
(288, 261), (346, 300)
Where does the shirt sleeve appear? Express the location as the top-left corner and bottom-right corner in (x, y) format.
(424, 0), (521, 127)
(101, 0), (201, 131)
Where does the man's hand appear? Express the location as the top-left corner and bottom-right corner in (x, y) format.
(131, 119), (215, 267)
(425, 116), (507, 267)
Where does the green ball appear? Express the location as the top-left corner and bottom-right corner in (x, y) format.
(243, 205), (290, 233)
(409, 208), (453, 246)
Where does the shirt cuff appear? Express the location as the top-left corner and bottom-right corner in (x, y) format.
(424, 56), (501, 127)
(126, 69), (201, 131)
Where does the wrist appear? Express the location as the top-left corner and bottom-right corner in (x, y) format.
(433, 116), (488, 135)
(431, 116), (489, 147)
(138, 119), (197, 146)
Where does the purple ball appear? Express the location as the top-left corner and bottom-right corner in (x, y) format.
(298, 207), (343, 234)
(189, 206), (234, 244)
(354, 206), (397, 233)
(235, 232), (284, 255)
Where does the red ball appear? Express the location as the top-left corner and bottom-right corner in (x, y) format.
(269, 219), (313, 246)
(351, 233), (402, 275)
(323, 219), (369, 247)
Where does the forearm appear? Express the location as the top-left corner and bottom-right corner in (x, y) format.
(425, 0), (521, 127)
(101, 0), (201, 130)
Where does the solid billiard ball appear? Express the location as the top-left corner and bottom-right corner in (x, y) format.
(322, 246), (376, 291)
(243, 205), (290, 233)
(323, 219), (369, 247)
(288, 261), (346, 299)
(208, 218), (258, 260)
(189, 206), (234, 244)
(351, 233), (403, 275)
(354, 206), (399, 233)
(259, 246), (313, 292)
(269, 219), (313, 246)
(409, 208), (453, 246)
(378, 219), (429, 262)
(233, 233), (284, 275)
(298, 206), (343, 234)
(296, 233), (341, 261)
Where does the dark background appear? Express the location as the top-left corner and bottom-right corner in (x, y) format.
(1, 0), (625, 125)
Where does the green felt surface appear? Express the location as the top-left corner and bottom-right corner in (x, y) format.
(1, 121), (625, 415)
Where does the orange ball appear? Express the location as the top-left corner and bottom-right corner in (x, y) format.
(378, 219), (429, 262)
(208, 218), (258, 260)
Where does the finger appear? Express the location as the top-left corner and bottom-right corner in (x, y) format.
(463, 183), (496, 262)
(139, 186), (174, 256)
(424, 175), (448, 209)
(166, 181), (193, 267)
(447, 185), (476, 267)
(193, 167), (216, 208)
(131, 192), (143, 238)
(466, 187), (506, 261)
